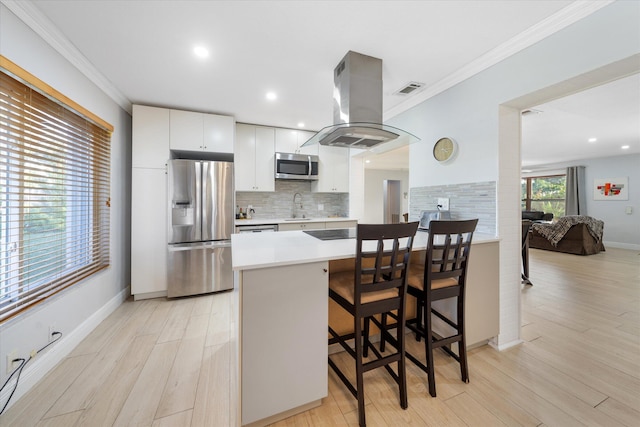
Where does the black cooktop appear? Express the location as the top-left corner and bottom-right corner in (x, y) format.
(303, 228), (356, 241)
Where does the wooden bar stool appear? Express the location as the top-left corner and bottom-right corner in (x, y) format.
(403, 219), (478, 397)
(328, 222), (419, 427)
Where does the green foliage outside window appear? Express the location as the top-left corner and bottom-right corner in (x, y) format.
(521, 175), (566, 219)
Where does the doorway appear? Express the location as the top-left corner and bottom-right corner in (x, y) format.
(494, 54), (640, 350)
(383, 179), (402, 223)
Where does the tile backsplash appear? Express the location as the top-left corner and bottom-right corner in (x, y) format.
(236, 180), (349, 219)
(409, 181), (496, 235)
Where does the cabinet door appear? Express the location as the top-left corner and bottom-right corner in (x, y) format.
(274, 128), (299, 153)
(254, 127), (275, 192)
(235, 124), (257, 191)
(132, 105), (170, 169)
(313, 145), (349, 192)
(131, 167), (167, 296)
(297, 130), (318, 156)
(170, 109), (203, 151)
(325, 220), (357, 229)
(203, 114), (234, 153)
(242, 262), (328, 424)
(278, 222), (326, 231)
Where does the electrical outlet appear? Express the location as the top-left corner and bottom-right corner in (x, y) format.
(6, 350), (18, 372)
(437, 197), (450, 211)
(318, 203), (324, 211)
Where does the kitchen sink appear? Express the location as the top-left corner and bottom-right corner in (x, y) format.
(284, 218), (311, 221)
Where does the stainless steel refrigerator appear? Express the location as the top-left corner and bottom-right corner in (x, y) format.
(167, 159), (234, 298)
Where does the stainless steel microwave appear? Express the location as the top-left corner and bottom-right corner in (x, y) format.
(275, 152), (319, 180)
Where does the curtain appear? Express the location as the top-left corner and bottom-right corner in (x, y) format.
(565, 166), (586, 215)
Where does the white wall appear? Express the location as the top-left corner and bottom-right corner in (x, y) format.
(387, 1), (640, 348)
(0, 3), (131, 406)
(525, 154), (640, 249)
(362, 169), (409, 224)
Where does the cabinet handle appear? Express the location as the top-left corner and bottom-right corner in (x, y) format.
(323, 268), (328, 273)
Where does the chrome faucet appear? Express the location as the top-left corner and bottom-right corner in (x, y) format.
(293, 192), (303, 218)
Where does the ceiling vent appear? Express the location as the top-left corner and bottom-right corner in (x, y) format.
(394, 81), (425, 96)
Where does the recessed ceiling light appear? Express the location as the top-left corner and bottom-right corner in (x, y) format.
(193, 46), (209, 59)
(588, 137), (597, 143)
(266, 92), (277, 101)
(365, 160), (371, 164)
(621, 145), (630, 149)
(297, 122), (305, 128)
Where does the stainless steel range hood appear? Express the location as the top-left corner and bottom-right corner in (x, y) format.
(302, 51), (419, 152)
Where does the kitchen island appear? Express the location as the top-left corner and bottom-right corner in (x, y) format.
(232, 229), (499, 427)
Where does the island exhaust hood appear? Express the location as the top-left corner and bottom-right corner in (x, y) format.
(302, 51), (419, 152)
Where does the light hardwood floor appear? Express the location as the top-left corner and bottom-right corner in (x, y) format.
(2, 247), (638, 426)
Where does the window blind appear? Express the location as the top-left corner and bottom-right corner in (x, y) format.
(0, 65), (111, 322)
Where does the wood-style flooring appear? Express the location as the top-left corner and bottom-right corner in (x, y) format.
(1, 247), (638, 426)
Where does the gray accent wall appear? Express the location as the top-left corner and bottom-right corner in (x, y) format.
(409, 181), (496, 235)
(236, 180), (349, 219)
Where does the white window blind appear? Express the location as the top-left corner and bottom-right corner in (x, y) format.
(0, 65), (111, 322)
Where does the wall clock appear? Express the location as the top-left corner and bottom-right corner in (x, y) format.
(433, 137), (458, 163)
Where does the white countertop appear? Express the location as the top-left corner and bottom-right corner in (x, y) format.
(235, 217), (356, 226)
(232, 229), (499, 271)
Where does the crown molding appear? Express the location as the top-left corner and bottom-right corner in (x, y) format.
(384, 0), (615, 121)
(2, 0), (132, 114)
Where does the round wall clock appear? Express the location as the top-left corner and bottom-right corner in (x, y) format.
(433, 137), (458, 163)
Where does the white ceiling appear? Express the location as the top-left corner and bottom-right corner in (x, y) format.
(18, 0), (638, 168)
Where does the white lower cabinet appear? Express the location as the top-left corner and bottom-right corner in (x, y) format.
(277, 222), (326, 231)
(241, 262), (328, 425)
(324, 220), (357, 229)
(131, 167), (167, 298)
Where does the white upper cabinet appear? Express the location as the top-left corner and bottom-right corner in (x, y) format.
(132, 105), (170, 169)
(312, 145), (349, 193)
(204, 114), (235, 153)
(170, 109), (234, 153)
(275, 128), (317, 155)
(235, 124), (275, 192)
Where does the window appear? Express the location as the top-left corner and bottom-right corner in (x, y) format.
(521, 174), (566, 219)
(0, 57), (111, 322)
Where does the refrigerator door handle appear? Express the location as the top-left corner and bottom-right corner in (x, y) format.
(194, 161), (203, 241)
(168, 240), (231, 251)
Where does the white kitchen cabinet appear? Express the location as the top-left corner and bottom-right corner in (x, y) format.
(241, 261), (328, 425)
(325, 220), (357, 229)
(132, 105), (170, 169)
(277, 221), (326, 231)
(203, 113), (235, 153)
(312, 145), (349, 192)
(275, 128), (317, 155)
(170, 109), (234, 153)
(131, 167), (167, 298)
(235, 124), (275, 192)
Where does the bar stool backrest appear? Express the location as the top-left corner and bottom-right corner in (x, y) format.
(354, 223), (419, 314)
(425, 219), (478, 294)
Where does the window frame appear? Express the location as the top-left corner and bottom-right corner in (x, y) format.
(521, 173), (567, 216)
(0, 55), (112, 323)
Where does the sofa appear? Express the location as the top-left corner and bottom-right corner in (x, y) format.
(522, 210), (554, 222)
(529, 215), (605, 255)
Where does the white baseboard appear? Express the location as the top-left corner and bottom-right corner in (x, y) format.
(602, 241), (640, 251)
(0, 286), (130, 412)
(489, 338), (524, 351)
